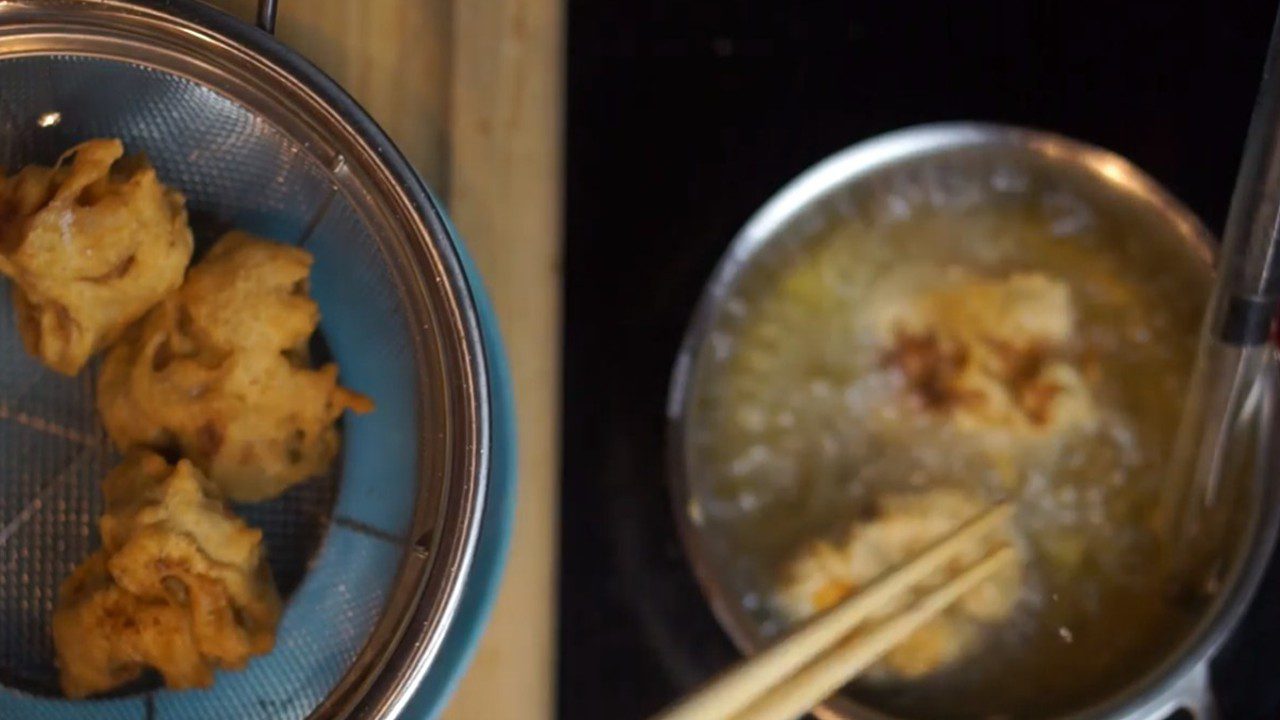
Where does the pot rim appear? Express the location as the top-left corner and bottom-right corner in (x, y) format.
(665, 121), (1280, 720)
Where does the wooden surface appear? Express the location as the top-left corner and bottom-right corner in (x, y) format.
(444, 1), (562, 719)
(212, 2), (562, 718)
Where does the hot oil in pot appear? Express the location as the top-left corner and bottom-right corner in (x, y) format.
(683, 177), (1226, 718)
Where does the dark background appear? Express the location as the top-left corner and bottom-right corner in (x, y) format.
(561, 2), (1280, 718)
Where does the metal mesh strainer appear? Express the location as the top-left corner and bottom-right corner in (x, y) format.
(0, 2), (497, 718)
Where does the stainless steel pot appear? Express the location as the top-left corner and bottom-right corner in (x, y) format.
(667, 123), (1280, 720)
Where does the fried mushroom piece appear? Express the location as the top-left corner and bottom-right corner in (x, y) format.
(877, 272), (1098, 437)
(51, 452), (281, 699)
(775, 489), (1023, 680)
(100, 451), (282, 664)
(52, 552), (212, 699)
(97, 231), (374, 502)
(0, 139), (193, 375)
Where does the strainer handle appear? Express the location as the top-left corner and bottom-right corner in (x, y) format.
(257, 0), (278, 34)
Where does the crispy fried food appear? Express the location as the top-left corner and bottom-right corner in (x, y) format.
(52, 452), (281, 698)
(52, 552), (212, 699)
(875, 272), (1097, 437)
(775, 489), (1023, 680)
(0, 139), (193, 375)
(97, 231), (373, 502)
(100, 451), (282, 663)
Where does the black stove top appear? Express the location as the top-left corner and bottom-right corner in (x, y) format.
(562, 2), (1280, 718)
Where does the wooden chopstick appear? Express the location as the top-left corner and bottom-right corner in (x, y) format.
(650, 502), (1014, 720)
(732, 546), (1016, 720)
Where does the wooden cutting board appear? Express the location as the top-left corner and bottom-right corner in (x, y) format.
(211, 2), (562, 718)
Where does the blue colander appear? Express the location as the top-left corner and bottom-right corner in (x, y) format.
(0, 1), (515, 718)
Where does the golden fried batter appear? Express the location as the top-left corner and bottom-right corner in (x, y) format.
(100, 451), (282, 663)
(776, 489), (1023, 680)
(97, 231), (373, 502)
(874, 272), (1097, 437)
(0, 139), (193, 374)
(52, 452), (281, 698)
(52, 552), (212, 699)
